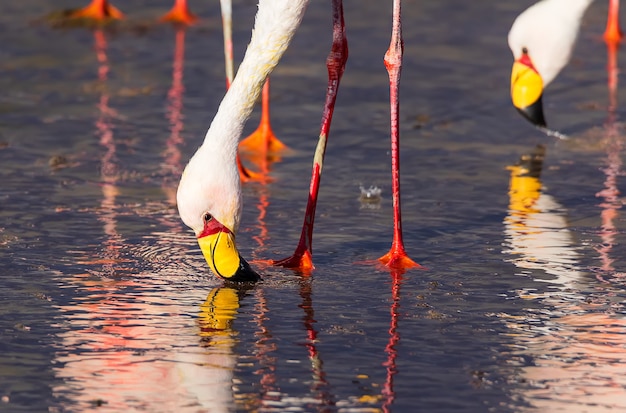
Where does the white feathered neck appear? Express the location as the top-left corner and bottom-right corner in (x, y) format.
(177, 0), (308, 235)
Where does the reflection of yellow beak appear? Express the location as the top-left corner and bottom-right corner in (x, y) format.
(511, 57), (546, 127)
(507, 145), (546, 213)
(508, 165), (542, 213)
(199, 287), (240, 333)
(197, 230), (260, 282)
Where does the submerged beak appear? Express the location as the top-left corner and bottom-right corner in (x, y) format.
(511, 53), (547, 127)
(197, 219), (260, 283)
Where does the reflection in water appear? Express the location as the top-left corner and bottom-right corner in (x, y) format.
(594, 41), (624, 282)
(502, 142), (626, 410)
(297, 278), (333, 408)
(90, 29), (127, 277)
(54, 29), (241, 412)
(503, 145), (582, 285)
(53, 284), (245, 412)
(162, 28), (187, 205)
(382, 270), (402, 413)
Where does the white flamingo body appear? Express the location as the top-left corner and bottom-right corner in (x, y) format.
(177, 0), (308, 277)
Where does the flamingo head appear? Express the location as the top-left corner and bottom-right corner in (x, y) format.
(507, 0), (593, 127)
(177, 144), (260, 283)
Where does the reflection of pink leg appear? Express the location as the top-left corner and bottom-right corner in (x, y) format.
(273, 0), (348, 271)
(607, 41), (619, 114)
(604, 0), (623, 44)
(378, 0), (420, 270)
(382, 270), (402, 412)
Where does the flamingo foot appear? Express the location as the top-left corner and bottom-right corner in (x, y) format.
(159, 2), (198, 25)
(239, 124), (288, 155)
(604, 0), (623, 44)
(69, 0), (124, 21)
(604, 22), (623, 44)
(272, 249), (314, 272)
(378, 243), (421, 271)
(237, 154), (272, 183)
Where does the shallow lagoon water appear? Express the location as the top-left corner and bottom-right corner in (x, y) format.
(2, 0), (626, 412)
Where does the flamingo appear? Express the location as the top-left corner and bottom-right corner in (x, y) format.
(178, 0), (418, 280)
(509, 0), (622, 128)
(177, 0), (307, 281)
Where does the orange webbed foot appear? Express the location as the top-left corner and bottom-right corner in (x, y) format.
(604, 0), (623, 44)
(378, 250), (422, 271)
(237, 154), (272, 184)
(159, 2), (198, 26)
(69, 0), (124, 21)
(272, 249), (314, 272)
(239, 125), (288, 155)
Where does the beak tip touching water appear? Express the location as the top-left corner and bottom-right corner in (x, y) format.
(511, 57), (547, 128)
(515, 97), (547, 128)
(197, 228), (261, 283)
(226, 256), (261, 283)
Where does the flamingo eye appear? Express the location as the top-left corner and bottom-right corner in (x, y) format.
(203, 213), (213, 223)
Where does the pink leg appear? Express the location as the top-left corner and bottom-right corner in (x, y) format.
(604, 0), (623, 44)
(378, 0), (420, 270)
(273, 0), (348, 271)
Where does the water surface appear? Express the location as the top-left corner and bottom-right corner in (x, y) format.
(2, 0), (626, 412)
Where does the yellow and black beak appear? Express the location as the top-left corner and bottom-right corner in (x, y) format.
(511, 53), (547, 127)
(197, 219), (260, 283)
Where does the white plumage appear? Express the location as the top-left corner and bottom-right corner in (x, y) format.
(177, 0), (308, 249)
(508, 0), (594, 88)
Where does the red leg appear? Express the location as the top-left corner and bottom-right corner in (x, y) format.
(160, 0), (198, 25)
(239, 78), (288, 161)
(69, 0), (123, 20)
(378, 0), (421, 270)
(604, 0), (623, 44)
(273, 0), (348, 271)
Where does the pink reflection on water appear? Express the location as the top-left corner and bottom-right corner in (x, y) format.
(54, 29), (241, 412)
(500, 40), (626, 412)
(594, 41), (625, 281)
(162, 28), (186, 205)
(382, 270), (402, 413)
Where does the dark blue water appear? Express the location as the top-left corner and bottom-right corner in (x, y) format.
(2, 0), (626, 412)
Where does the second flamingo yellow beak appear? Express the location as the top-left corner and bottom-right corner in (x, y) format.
(511, 53), (546, 127)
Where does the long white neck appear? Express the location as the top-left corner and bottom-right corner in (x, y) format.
(201, 0), (308, 159)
